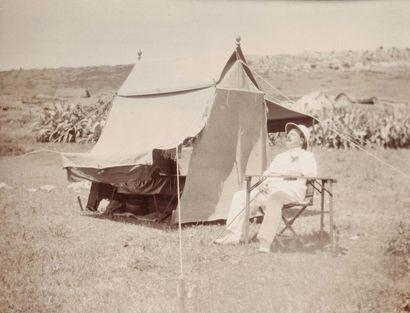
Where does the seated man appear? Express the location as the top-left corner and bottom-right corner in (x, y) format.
(214, 123), (318, 252)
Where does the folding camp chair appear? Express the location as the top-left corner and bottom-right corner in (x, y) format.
(245, 177), (319, 246)
(275, 180), (315, 246)
(245, 175), (336, 251)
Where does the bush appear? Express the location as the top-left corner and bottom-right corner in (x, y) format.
(386, 222), (410, 257)
(385, 222), (410, 280)
(0, 142), (26, 156)
(33, 93), (114, 143)
(311, 107), (410, 149)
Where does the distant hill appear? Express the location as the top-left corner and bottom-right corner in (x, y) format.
(0, 64), (133, 97)
(247, 46), (410, 75)
(0, 47), (409, 98)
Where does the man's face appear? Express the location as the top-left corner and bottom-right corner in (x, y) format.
(286, 129), (303, 149)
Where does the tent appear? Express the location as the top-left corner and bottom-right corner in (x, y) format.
(61, 42), (314, 223)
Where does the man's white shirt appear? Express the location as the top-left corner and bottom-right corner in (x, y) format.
(260, 148), (318, 201)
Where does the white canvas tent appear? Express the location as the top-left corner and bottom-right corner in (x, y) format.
(61, 43), (314, 223)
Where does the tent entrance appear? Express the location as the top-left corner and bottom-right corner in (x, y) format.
(84, 148), (189, 222)
(85, 175), (187, 222)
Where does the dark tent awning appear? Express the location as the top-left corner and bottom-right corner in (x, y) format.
(222, 45), (317, 133)
(265, 97), (317, 133)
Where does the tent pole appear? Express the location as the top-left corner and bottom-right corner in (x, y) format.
(262, 98), (268, 171)
(175, 145), (186, 313)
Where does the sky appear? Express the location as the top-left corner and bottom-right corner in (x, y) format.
(1, 0), (410, 70)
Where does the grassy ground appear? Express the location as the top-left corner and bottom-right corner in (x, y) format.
(0, 144), (409, 313)
(1, 48), (409, 312)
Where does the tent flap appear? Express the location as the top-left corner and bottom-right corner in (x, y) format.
(179, 89), (267, 223)
(118, 54), (231, 96)
(61, 87), (215, 172)
(265, 98), (316, 132)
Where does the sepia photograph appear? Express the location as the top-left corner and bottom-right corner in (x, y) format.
(1, 0), (409, 312)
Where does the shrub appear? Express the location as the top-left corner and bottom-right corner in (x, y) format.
(386, 222), (410, 257)
(311, 107), (410, 149)
(33, 93), (114, 143)
(385, 222), (410, 280)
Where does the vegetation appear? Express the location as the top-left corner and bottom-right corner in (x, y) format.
(311, 107), (410, 149)
(31, 98), (410, 149)
(386, 222), (410, 282)
(33, 93), (114, 144)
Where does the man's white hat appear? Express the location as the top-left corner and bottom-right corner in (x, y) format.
(285, 123), (310, 149)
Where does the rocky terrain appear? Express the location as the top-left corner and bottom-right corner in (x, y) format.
(247, 46), (410, 74)
(0, 64), (132, 98)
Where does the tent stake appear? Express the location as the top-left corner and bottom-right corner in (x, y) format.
(77, 196), (84, 211)
(177, 276), (187, 313)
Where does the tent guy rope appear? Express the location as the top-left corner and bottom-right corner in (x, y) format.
(241, 60), (410, 180)
(311, 116), (410, 179)
(241, 60), (294, 103)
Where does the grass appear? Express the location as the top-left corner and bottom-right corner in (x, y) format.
(0, 145), (409, 313)
(1, 49), (409, 312)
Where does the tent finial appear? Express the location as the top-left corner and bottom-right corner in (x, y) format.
(236, 36), (241, 46)
(137, 49), (142, 61)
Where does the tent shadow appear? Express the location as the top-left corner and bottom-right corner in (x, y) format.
(283, 208), (323, 218)
(84, 213), (342, 254)
(85, 212), (175, 231)
(84, 211), (226, 231)
(271, 230), (333, 254)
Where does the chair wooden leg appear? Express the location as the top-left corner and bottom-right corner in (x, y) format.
(320, 182), (325, 237)
(286, 223), (298, 237)
(278, 216), (291, 235)
(278, 206), (308, 246)
(244, 177), (251, 245)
